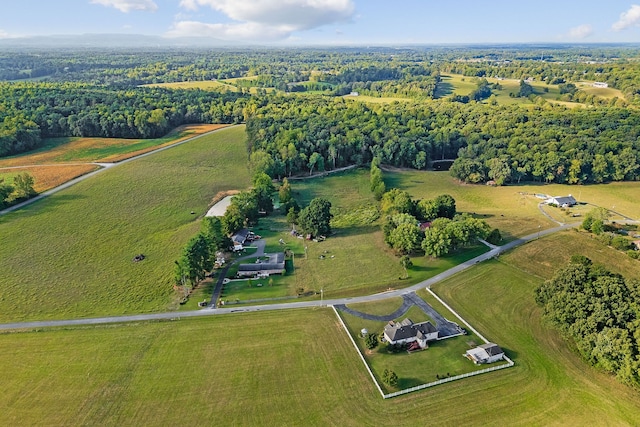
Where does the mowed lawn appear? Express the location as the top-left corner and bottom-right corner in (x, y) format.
(425, 238), (640, 425)
(339, 300), (498, 393)
(0, 125), (250, 321)
(261, 169), (406, 298)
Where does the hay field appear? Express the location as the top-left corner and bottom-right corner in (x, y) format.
(0, 164), (99, 192)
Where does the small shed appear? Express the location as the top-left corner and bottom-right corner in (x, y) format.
(465, 342), (505, 364)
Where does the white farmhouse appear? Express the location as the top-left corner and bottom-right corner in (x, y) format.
(546, 195), (577, 207)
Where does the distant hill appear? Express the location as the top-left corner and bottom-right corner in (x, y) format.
(0, 34), (245, 48)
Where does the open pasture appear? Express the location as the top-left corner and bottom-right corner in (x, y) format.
(434, 74), (478, 98)
(576, 81), (625, 99)
(500, 229), (640, 282)
(0, 124), (226, 168)
(437, 74), (589, 107)
(0, 125), (250, 322)
(385, 170), (640, 239)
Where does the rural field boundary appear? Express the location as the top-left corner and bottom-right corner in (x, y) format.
(0, 124), (239, 216)
(286, 164), (357, 180)
(425, 288), (490, 343)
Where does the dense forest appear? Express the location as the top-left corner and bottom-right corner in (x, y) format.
(246, 96), (640, 184)
(535, 257), (640, 389)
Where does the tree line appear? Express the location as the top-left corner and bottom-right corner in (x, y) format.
(0, 172), (36, 209)
(0, 82), (249, 156)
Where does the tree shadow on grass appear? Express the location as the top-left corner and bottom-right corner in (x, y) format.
(434, 82), (454, 98)
(397, 377), (424, 389)
(331, 224), (380, 238)
(501, 346), (519, 361)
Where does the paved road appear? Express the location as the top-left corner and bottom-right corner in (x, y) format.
(404, 292), (462, 338)
(0, 125), (239, 216)
(0, 221), (580, 331)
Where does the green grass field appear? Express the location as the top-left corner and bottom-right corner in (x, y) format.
(0, 125), (251, 321)
(423, 231), (640, 425)
(142, 80), (239, 92)
(436, 74), (591, 107)
(576, 81), (625, 99)
(219, 170), (489, 303)
(3, 231), (639, 425)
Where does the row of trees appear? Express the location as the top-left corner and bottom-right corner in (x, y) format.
(174, 216), (231, 287)
(535, 257), (640, 389)
(0, 82), (249, 156)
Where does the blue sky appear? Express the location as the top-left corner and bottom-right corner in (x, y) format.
(1, 0), (640, 44)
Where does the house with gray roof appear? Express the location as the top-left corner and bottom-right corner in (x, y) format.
(465, 342), (505, 364)
(237, 252), (285, 278)
(383, 318), (439, 349)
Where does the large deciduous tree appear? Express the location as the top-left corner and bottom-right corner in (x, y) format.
(298, 197), (332, 237)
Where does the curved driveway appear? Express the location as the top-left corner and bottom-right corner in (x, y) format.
(0, 221), (578, 331)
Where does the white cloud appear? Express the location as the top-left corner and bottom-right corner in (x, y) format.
(568, 24), (593, 39)
(612, 4), (640, 31)
(166, 20), (292, 40)
(90, 0), (158, 13)
(171, 0), (355, 40)
(0, 30), (10, 39)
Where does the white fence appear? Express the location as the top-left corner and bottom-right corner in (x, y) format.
(333, 288), (517, 399)
(332, 306), (386, 398)
(383, 356), (514, 399)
